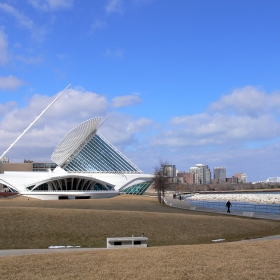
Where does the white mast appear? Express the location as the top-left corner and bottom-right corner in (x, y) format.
(0, 84), (71, 159)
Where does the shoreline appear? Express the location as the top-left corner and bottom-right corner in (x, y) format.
(198, 189), (280, 194)
(186, 193), (280, 204)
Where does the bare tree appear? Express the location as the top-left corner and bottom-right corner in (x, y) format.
(153, 161), (172, 204)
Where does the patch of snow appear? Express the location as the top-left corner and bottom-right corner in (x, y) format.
(187, 193), (280, 204)
(48, 245), (81, 249)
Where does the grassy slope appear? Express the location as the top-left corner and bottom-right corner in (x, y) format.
(0, 195), (280, 249)
(0, 240), (280, 279)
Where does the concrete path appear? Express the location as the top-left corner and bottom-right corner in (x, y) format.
(0, 247), (107, 258)
(164, 195), (280, 221)
(164, 195), (280, 243)
(240, 234), (280, 242)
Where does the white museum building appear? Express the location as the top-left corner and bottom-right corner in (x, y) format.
(0, 87), (153, 200)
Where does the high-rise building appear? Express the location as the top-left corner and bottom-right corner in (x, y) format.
(0, 157), (9, 163)
(189, 167), (200, 184)
(177, 172), (195, 184)
(241, 173), (247, 183)
(234, 173), (247, 183)
(163, 165), (177, 178)
(213, 167), (226, 183)
(189, 164), (211, 184)
(226, 176), (238, 183)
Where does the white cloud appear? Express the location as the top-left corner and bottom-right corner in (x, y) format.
(0, 3), (34, 30)
(0, 3), (49, 43)
(28, 0), (73, 11)
(0, 87), (108, 134)
(105, 0), (123, 14)
(0, 87), (154, 164)
(22, 87), (109, 125)
(151, 86), (280, 149)
(0, 29), (8, 64)
(0, 101), (17, 117)
(0, 87), (109, 160)
(0, 75), (24, 91)
(153, 113), (280, 148)
(1, 85), (280, 181)
(112, 94), (142, 108)
(209, 86), (280, 116)
(99, 113), (153, 148)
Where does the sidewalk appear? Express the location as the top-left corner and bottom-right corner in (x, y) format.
(164, 195), (280, 221)
(0, 247), (107, 258)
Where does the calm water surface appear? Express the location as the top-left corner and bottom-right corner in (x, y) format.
(185, 192), (280, 214)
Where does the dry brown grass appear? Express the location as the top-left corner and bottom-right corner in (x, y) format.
(0, 240), (280, 279)
(0, 195), (280, 249)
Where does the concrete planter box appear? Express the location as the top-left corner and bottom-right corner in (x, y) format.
(107, 237), (148, 248)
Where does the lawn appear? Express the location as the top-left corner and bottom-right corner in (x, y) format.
(0, 240), (280, 279)
(0, 195), (280, 249)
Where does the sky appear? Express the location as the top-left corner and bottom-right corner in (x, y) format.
(1, 0), (280, 182)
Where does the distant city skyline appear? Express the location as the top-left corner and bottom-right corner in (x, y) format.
(176, 163), (247, 183)
(1, 1), (280, 181)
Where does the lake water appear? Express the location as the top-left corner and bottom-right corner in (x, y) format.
(185, 193), (280, 215)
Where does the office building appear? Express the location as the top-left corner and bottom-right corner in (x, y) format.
(213, 167), (226, 183)
(177, 172), (195, 184)
(163, 165), (177, 178)
(234, 173), (247, 183)
(189, 164), (211, 184)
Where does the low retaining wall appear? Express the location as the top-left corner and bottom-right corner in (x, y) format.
(243, 212), (255, 217)
(0, 192), (19, 198)
(107, 236), (148, 248)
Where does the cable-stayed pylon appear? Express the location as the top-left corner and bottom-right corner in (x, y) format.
(0, 84), (71, 160)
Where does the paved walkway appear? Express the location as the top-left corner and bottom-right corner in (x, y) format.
(164, 195), (280, 221)
(0, 247), (107, 258)
(164, 195), (280, 243)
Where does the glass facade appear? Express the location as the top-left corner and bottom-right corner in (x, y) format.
(213, 167), (226, 183)
(63, 133), (141, 173)
(120, 181), (152, 195)
(51, 117), (101, 167)
(51, 117), (142, 174)
(33, 162), (57, 172)
(27, 177), (113, 191)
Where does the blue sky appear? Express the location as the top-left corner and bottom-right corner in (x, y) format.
(1, 0), (280, 182)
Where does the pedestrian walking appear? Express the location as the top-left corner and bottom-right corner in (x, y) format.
(226, 200), (232, 213)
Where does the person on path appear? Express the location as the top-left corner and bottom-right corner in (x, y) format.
(226, 200), (232, 213)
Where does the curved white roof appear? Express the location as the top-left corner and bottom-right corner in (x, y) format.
(51, 117), (101, 166)
(0, 171), (153, 192)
